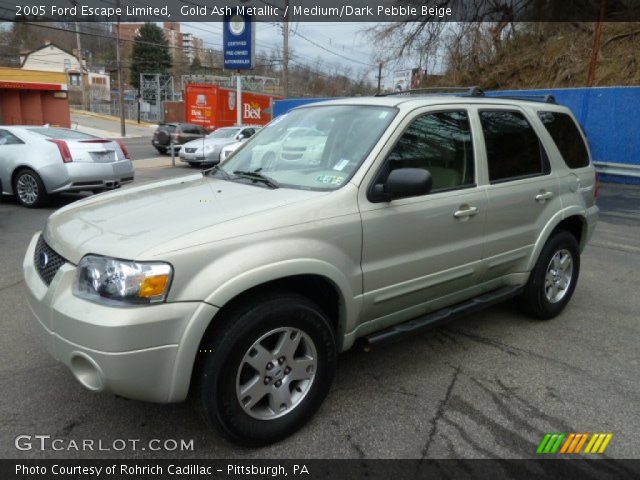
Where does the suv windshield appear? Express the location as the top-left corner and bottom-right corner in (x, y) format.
(220, 105), (396, 190)
(208, 128), (240, 139)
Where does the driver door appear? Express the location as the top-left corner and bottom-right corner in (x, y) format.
(358, 109), (488, 328)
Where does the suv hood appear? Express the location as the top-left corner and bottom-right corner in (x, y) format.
(44, 174), (323, 264)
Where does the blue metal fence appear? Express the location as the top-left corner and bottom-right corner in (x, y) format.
(487, 87), (640, 184)
(274, 87), (640, 184)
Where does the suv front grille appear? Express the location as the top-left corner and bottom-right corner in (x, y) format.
(34, 235), (67, 286)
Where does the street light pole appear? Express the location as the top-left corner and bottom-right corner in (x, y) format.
(282, 0), (289, 98)
(115, 3), (126, 138)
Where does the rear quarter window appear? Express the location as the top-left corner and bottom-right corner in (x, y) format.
(538, 111), (590, 169)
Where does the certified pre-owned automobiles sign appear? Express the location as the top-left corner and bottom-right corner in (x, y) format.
(223, 13), (255, 70)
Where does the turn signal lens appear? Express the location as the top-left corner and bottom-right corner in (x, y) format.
(139, 275), (171, 299)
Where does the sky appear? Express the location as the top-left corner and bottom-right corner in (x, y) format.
(182, 22), (422, 88)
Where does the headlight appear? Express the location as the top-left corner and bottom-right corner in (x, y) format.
(73, 255), (173, 306)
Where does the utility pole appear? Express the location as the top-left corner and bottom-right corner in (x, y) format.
(376, 62), (383, 94)
(74, 21), (86, 109)
(282, 0), (289, 98)
(587, 0), (607, 87)
(115, 4), (126, 138)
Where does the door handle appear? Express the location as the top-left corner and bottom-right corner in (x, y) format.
(535, 190), (554, 203)
(453, 205), (479, 219)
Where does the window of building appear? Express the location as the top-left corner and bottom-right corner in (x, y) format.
(69, 74), (81, 86)
(479, 110), (549, 183)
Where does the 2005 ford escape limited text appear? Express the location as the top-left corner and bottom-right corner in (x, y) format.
(24, 92), (598, 446)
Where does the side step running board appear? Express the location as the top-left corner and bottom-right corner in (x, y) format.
(365, 285), (523, 348)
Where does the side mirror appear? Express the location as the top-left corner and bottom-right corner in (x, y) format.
(373, 168), (432, 202)
(237, 133), (247, 140)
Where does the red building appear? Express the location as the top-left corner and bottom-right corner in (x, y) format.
(0, 67), (71, 127)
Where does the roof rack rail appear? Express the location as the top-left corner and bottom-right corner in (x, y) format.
(489, 94), (557, 104)
(376, 86), (485, 98)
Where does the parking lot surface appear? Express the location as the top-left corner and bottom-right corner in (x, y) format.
(1, 161), (639, 459)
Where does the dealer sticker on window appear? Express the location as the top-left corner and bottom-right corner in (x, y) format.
(315, 175), (345, 185)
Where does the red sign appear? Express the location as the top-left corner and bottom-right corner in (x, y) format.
(0, 81), (65, 91)
(185, 83), (278, 131)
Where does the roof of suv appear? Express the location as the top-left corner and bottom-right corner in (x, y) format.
(304, 95), (571, 113)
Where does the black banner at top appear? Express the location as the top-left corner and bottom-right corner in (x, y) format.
(2, 0), (640, 23)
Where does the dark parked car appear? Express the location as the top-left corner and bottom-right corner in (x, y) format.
(152, 123), (208, 154)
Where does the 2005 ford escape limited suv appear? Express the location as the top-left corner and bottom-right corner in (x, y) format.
(24, 91), (598, 446)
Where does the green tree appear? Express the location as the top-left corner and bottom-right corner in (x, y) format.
(190, 56), (202, 73)
(129, 23), (172, 89)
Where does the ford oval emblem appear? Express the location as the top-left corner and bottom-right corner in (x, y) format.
(39, 251), (49, 269)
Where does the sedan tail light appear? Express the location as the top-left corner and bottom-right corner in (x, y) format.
(47, 139), (72, 163)
(116, 139), (131, 159)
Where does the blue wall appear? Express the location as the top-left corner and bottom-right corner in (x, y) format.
(274, 87), (640, 184)
(487, 87), (640, 184)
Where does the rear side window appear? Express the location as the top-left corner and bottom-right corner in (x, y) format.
(479, 110), (549, 183)
(158, 124), (176, 133)
(538, 111), (590, 168)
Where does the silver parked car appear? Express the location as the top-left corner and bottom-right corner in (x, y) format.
(24, 92), (598, 446)
(179, 126), (259, 166)
(0, 126), (134, 208)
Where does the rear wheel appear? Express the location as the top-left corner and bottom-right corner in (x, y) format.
(13, 169), (49, 208)
(195, 292), (337, 446)
(520, 231), (580, 320)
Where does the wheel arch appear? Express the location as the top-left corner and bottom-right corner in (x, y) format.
(168, 267), (354, 403)
(527, 208), (588, 271)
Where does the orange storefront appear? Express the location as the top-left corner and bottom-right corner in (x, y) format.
(0, 68), (71, 127)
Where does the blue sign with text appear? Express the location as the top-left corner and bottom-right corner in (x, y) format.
(223, 14), (255, 70)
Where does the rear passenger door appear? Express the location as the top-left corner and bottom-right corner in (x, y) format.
(0, 129), (26, 193)
(477, 107), (560, 279)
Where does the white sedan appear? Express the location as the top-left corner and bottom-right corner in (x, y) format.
(0, 126), (133, 208)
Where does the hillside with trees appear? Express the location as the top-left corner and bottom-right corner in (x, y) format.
(370, 22), (640, 90)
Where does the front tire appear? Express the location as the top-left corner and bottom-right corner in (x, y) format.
(520, 231), (580, 320)
(195, 292), (337, 446)
(13, 169), (49, 208)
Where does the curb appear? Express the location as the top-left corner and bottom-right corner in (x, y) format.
(134, 157), (189, 170)
(71, 109), (157, 128)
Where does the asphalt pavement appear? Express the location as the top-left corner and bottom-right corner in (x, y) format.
(0, 168), (639, 460)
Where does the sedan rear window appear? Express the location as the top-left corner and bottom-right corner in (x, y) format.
(27, 128), (99, 140)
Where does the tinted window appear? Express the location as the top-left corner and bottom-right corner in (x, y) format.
(384, 111), (475, 192)
(480, 110), (549, 183)
(158, 124), (177, 133)
(538, 111), (589, 168)
(0, 129), (24, 145)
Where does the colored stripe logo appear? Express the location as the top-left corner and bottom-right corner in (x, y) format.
(537, 433), (613, 454)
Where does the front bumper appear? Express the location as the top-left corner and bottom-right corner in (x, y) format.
(23, 233), (217, 403)
(179, 149), (219, 164)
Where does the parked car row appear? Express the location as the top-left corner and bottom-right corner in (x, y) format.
(0, 126), (134, 208)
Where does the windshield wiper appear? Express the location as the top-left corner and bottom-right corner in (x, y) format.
(232, 169), (280, 189)
(203, 164), (231, 180)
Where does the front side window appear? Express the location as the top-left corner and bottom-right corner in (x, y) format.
(480, 110), (549, 183)
(219, 105), (397, 191)
(538, 111), (590, 169)
(380, 110), (475, 192)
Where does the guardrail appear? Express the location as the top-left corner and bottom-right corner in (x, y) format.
(594, 162), (640, 178)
